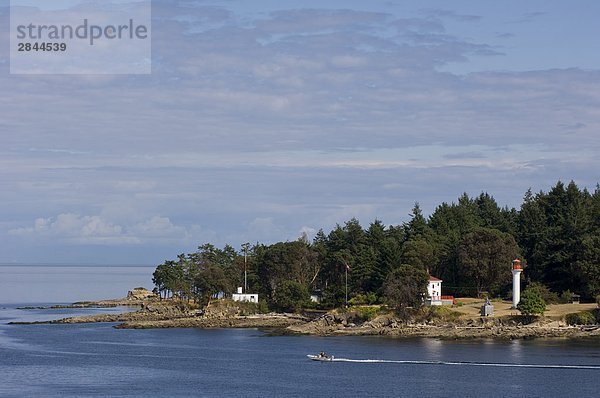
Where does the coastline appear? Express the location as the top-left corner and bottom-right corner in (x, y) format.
(287, 319), (600, 340)
(9, 296), (600, 340)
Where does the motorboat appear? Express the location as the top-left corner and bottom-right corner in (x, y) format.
(307, 353), (334, 362)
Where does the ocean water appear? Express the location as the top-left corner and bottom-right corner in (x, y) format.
(0, 264), (155, 304)
(1, 266), (599, 397)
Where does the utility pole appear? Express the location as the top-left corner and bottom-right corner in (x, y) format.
(242, 242), (250, 293)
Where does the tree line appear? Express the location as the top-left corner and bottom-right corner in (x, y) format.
(152, 180), (600, 310)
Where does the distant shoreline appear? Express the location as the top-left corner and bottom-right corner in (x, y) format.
(0, 263), (154, 267)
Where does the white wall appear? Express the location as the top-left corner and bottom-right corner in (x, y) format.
(232, 293), (258, 303)
(427, 281), (442, 298)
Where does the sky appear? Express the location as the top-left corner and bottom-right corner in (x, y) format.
(0, 0), (599, 265)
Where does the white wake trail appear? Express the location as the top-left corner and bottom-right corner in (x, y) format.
(329, 358), (600, 370)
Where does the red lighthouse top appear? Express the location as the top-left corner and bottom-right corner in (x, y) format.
(512, 259), (523, 270)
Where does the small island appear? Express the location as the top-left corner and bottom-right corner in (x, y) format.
(13, 181), (600, 340)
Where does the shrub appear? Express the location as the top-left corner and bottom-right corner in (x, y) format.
(348, 294), (367, 306)
(348, 293), (366, 305)
(559, 290), (573, 304)
(565, 311), (597, 325)
(257, 300), (270, 314)
(430, 306), (462, 321)
(518, 289), (546, 318)
(336, 307), (378, 324)
(525, 282), (558, 304)
(596, 295), (600, 307)
(320, 286), (345, 309)
(348, 292), (379, 306)
(414, 306), (462, 323)
(237, 302), (259, 316)
(365, 292), (378, 305)
(355, 306), (380, 321)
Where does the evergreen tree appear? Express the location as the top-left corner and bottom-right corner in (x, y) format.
(475, 192), (517, 234)
(255, 241), (319, 303)
(428, 195), (480, 295)
(517, 188), (546, 281)
(403, 203), (428, 239)
(458, 227), (520, 296)
(383, 265), (429, 315)
(401, 203), (438, 273)
(366, 220), (388, 295)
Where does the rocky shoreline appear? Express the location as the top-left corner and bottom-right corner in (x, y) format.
(16, 301), (143, 311)
(286, 312), (600, 339)
(9, 290), (600, 340)
(10, 299), (307, 330)
(114, 314), (307, 330)
(12, 306), (600, 339)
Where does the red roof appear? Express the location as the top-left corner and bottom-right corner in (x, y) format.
(428, 276), (442, 282)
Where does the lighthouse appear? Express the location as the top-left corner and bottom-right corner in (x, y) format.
(511, 259), (523, 308)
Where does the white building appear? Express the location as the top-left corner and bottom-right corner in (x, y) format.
(426, 276), (443, 305)
(310, 291), (321, 303)
(425, 275), (453, 306)
(232, 287), (259, 303)
(428, 276), (442, 300)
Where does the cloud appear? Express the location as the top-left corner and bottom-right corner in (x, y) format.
(298, 226), (317, 240)
(246, 217), (284, 243)
(510, 11), (547, 24)
(322, 204), (378, 227)
(9, 213), (129, 244)
(4, 7), (590, 158)
(443, 151), (487, 160)
(420, 8), (483, 23)
(255, 8), (389, 36)
(392, 17), (445, 34)
(8, 213), (199, 245)
(130, 216), (187, 238)
(558, 122), (586, 130)
(496, 32), (515, 39)
(1, 3), (599, 263)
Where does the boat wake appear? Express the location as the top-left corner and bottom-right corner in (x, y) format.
(328, 358), (600, 370)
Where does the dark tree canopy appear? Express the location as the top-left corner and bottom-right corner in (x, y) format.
(458, 227), (520, 297)
(383, 265), (429, 312)
(153, 180), (600, 312)
(273, 280), (310, 312)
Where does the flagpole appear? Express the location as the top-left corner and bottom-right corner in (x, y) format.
(345, 265), (348, 308)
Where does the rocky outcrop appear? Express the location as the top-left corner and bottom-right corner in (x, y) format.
(203, 301), (240, 319)
(140, 302), (196, 317)
(11, 300), (195, 325)
(287, 313), (600, 339)
(127, 287), (157, 301)
(115, 314), (305, 329)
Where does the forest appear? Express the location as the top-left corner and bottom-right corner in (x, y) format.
(152, 180), (600, 311)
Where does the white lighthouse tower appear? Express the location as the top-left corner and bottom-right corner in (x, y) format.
(511, 259), (523, 308)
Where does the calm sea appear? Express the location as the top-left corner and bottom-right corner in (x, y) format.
(1, 265), (599, 397)
(0, 264), (156, 304)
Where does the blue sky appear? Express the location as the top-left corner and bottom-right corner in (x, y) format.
(1, 0), (599, 264)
